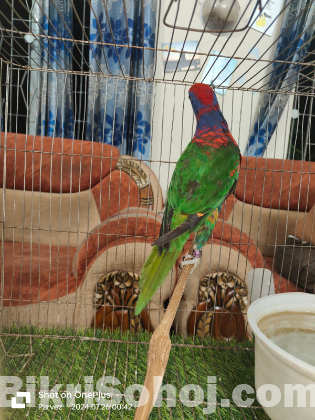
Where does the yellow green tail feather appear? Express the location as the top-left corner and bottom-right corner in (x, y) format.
(134, 246), (181, 316)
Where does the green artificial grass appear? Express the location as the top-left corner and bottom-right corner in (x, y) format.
(0, 327), (269, 419)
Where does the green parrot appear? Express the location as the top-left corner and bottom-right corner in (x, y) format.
(135, 83), (241, 316)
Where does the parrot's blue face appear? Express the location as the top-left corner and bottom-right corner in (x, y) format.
(189, 93), (200, 116)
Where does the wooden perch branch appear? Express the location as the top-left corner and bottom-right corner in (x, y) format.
(134, 243), (196, 420)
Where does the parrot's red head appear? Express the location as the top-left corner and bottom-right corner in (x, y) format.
(189, 83), (217, 109)
(189, 83), (228, 131)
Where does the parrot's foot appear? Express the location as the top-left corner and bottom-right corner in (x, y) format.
(179, 249), (202, 273)
(192, 248), (202, 258)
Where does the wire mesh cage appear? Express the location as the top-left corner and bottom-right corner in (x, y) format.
(1, 0), (315, 418)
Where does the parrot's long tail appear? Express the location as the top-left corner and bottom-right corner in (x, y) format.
(134, 246), (181, 316)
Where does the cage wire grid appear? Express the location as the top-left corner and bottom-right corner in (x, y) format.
(0, 0), (315, 418)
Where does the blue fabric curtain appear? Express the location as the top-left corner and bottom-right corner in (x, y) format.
(87, 0), (156, 160)
(36, 0), (74, 138)
(245, 0), (315, 157)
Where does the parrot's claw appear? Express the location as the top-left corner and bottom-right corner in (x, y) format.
(179, 257), (200, 268)
(179, 249), (202, 273)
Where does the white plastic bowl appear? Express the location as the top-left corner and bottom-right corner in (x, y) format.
(247, 293), (315, 420)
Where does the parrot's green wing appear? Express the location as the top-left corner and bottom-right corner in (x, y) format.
(154, 133), (240, 248)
